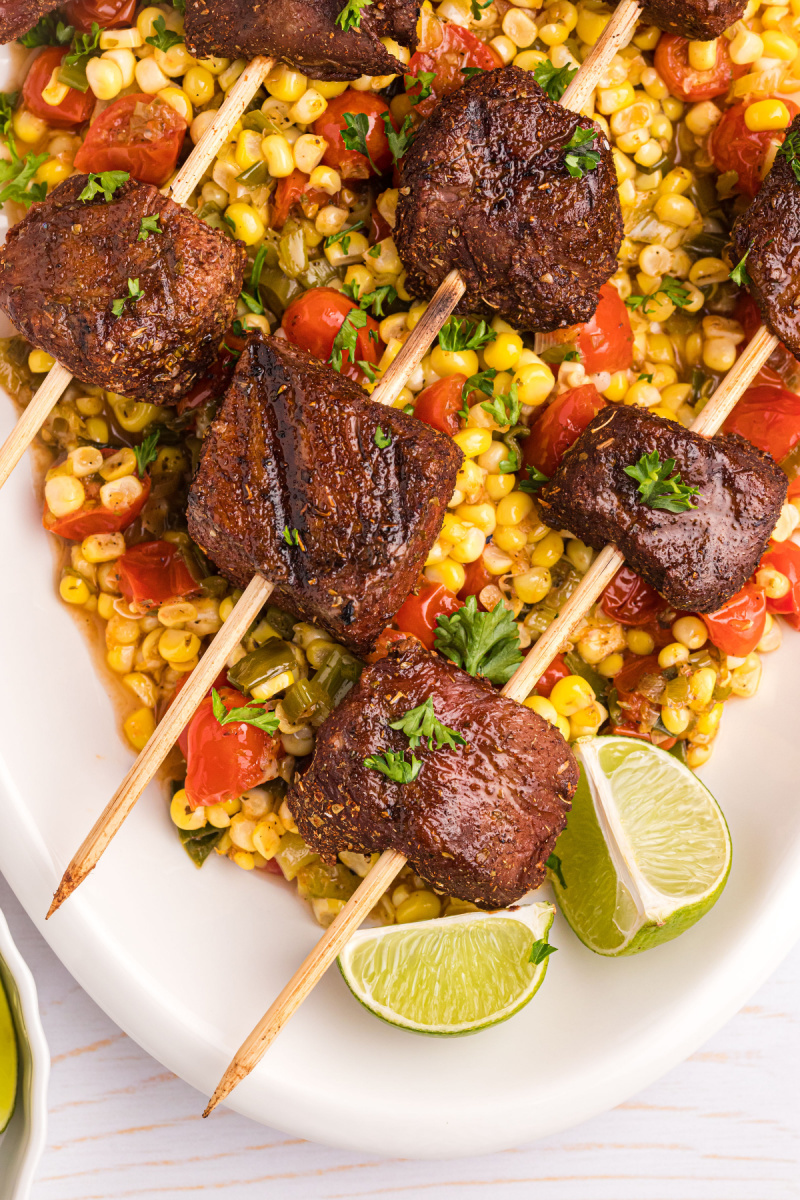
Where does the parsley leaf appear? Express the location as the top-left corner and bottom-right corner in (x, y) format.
(639, 373), (654, 383)
(211, 688), (280, 736)
(729, 246), (751, 287)
(623, 449), (700, 513)
(61, 22), (102, 89)
(519, 464), (549, 494)
(625, 276), (690, 313)
(111, 278), (144, 317)
(138, 213), (162, 241)
(282, 526), (303, 547)
(358, 359), (377, 382)
(145, 15), (183, 51)
(470, 0), (492, 15)
(324, 219), (364, 254)
(239, 243), (268, 315)
(380, 111), (415, 164)
(404, 69), (435, 104)
(330, 307), (368, 372)
(374, 425), (392, 448)
(364, 749), (422, 783)
(439, 316), (496, 353)
(133, 430), (160, 477)
(563, 126), (601, 178)
(78, 170), (129, 203)
(0, 150), (48, 208)
(172, 0), (186, 12)
(389, 695), (466, 752)
(546, 852), (567, 889)
(0, 92), (18, 151)
(434, 594), (523, 685)
(335, 0), (373, 31)
(481, 380), (520, 428)
(533, 60), (577, 102)
(17, 14), (73, 47)
(341, 112), (378, 172)
(460, 66), (486, 79)
(459, 368), (496, 419)
(529, 939), (558, 965)
(343, 279), (397, 317)
(778, 126), (800, 183)
(499, 442), (520, 474)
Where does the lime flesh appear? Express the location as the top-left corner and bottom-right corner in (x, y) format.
(551, 736), (731, 957)
(0, 971), (18, 1131)
(338, 902), (556, 1035)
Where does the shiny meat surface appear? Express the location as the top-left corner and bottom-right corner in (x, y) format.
(394, 67), (623, 332)
(537, 405), (787, 612)
(187, 336), (462, 655)
(0, 175), (246, 403)
(291, 640), (578, 908)
(0, 0), (57, 42)
(184, 0), (418, 81)
(638, 0), (745, 38)
(731, 114), (800, 359)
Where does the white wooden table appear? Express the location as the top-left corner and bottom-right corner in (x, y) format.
(1, 875), (797, 1200)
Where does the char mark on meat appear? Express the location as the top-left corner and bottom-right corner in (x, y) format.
(637, 0), (746, 39)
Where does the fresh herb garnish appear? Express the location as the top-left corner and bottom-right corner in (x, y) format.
(283, 526), (303, 547)
(211, 688), (281, 735)
(778, 127), (800, 182)
(389, 695), (466, 751)
(519, 464), (549, 494)
(533, 60), (577, 102)
(460, 66), (486, 78)
(458, 368), (497, 420)
(0, 92), (18, 150)
(380, 112), (415, 164)
(172, 0), (186, 12)
(374, 425), (392, 448)
(330, 307), (367, 372)
(133, 430), (160, 477)
(625, 275), (691, 313)
(499, 443), (520, 474)
(358, 359), (378, 382)
(341, 112), (378, 172)
(482, 381), (520, 428)
(439, 316), (496, 353)
(546, 852), (566, 889)
(145, 15), (183, 51)
(529, 939), (558, 965)
(335, 0), (373, 32)
(729, 246), (751, 287)
(111, 278), (143, 316)
(363, 749), (422, 783)
(563, 126), (601, 178)
(470, 0), (492, 15)
(17, 13), (73, 47)
(639, 373), (654, 383)
(239, 243), (268, 314)
(78, 170), (129, 203)
(138, 213), (162, 240)
(404, 69), (435, 104)
(342, 281), (396, 317)
(324, 219), (364, 254)
(0, 149), (48, 208)
(434, 594), (523, 685)
(367, 243), (381, 258)
(623, 450), (700, 513)
(62, 21), (102, 80)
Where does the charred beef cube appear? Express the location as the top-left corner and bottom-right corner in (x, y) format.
(537, 405), (787, 613)
(184, 0), (418, 82)
(0, 0), (58, 43)
(636, 0), (745, 39)
(187, 336), (462, 655)
(731, 114), (800, 359)
(394, 67), (623, 333)
(291, 640), (578, 909)
(0, 175), (246, 403)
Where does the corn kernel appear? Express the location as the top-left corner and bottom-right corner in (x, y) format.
(658, 641), (690, 668)
(171, 789), (207, 831)
(550, 674), (595, 716)
(531, 531), (564, 568)
(124, 706), (155, 751)
(452, 427), (492, 458)
(425, 558), (466, 593)
(431, 346), (480, 378)
(761, 29), (798, 57)
(496, 490), (534, 526)
(224, 201), (266, 243)
(513, 360), (555, 406)
(672, 615), (707, 649)
(158, 629), (201, 663)
(597, 651), (624, 678)
(513, 567), (551, 604)
(60, 574), (90, 605)
(627, 629), (655, 655)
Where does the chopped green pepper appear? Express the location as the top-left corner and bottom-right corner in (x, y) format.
(227, 638), (298, 695)
(282, 677), (330, 725)
(274, 832), (318, 881)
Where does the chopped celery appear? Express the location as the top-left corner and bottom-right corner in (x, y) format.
(228, 638), (298, 695)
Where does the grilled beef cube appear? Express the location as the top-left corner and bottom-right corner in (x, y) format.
(635, 0), (745, 38)
(291, 640), (578, 908)
(730, 114), (800, 359)
(394, 67), (623, 333)
(0, 175), (246, 403)
(184, 0), (418, 82)
(537, 405), (787, 613)
(0, 0), (58, 43)
(187, 336), (462, 655)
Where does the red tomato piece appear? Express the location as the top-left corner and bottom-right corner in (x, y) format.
(313, 90), (395, 180)
(702, 582), (767, 656)
(723, 385), (800, 464)
(523, 384), (606, 477)
(63, 0), (137, 30)
(282, 287), (384, 384)
(43, 450), (151, 540)
(709, 99), (799, 199)
(407, 23), (502, 118)
(365, 627), (412, 662)
(458, 553), (495, 607)
(73, 94), (187, 186)
(760, 542), (800, 628)
(394, 582), (463, 650)
(272, 169), (330, 229)
(654, 33), (742, 103)
(180, 686), (282, 808)
(23, 47), (95, 129)
(533, 653), (570, 698)
(117, 540), (201, 609)
(601, 565), (665, 626)
(575, 283), (634, 374)
(414, 375), (466, 436)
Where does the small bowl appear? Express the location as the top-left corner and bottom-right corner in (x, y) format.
(0, 909), (49, 1199)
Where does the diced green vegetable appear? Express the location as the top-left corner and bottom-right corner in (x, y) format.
(259, 267), (304, 315)
(295, 860), (359, 901)
(178, 824), (223, 867)
(313, 645), (363, 708)
(277, 223), (308, 279)
(274, 832), (318, 881)
(282, 677), (330, 725)
(227, 638), (298, 695)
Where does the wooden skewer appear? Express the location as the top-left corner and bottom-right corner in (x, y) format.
(561, 0), (643, 114)
(0, 362), (74, 490)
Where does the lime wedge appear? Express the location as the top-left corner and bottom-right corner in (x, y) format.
(0, 971), (18, 1131)
(550, 736), (731, 957)
(338, 902), (556, 1035)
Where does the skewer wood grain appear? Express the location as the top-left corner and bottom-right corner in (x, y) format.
(0, 362), (73, 489)
(562, 0), (643, 113)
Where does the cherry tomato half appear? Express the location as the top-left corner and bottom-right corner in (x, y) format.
(654, 33), (741, 103)
(523, 384), (606, 477)
(23, 47), (95, 129)
(43, 449), (151, 540)
(709, 99), (799, 199)
(313, 90), (395, 180)
(272, 169), (331, 229)
(702, 582), (767, 656)
(413, 375), (466, 436)
(601, 565), (665, 626)
(394, 582), (463, 650)
(282, 287), (384, 384)
(760, 541), (800, 629)
(533, 653), (570, 698)
(723, 385), (800, 464)
(63, 0), (137, 31)
(407, 22), (502, 118)
(179, 686), (282, 809)
(117, 539), (201, 609)
(574, 283), (634, 374)
(73, 94), (187, 186)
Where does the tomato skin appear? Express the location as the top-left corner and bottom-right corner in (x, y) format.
(723, 385), (800, 464)
(414, 375), (465, 436)
(533, 653), (570, 698)
(272, 169), (330, 229)
(117, 540), (201, 609)
(601, 565), (665, 626)
(313, 91), (395, 179)
(654, 34), (740, 103)
(407, 23), (501, 118)
(73, 94), (186, 186)
(394, 582), (463, 650)
(282, 287), (383, 383)
(458, 553), (494, 606)
(760, 542), (800, 628)
(575, 283), (634, 374)
(709, 100), (799, 198)
(23, 48), (95, 129)
(179, 686), (282, 809)
(523, 384), (606, 477)
(63, 0), (137, 30)
(702, 583), (767, 656)
(43, 449), (151, 539)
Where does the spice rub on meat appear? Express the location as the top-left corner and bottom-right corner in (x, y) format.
(394, 67), (623, 332)
(290, 640), (578, 909)
(731, 114), (800, 360)
(0, 175), (246, 403)
(184, 0), (418, 82)
(537, 405), (787, 613)
(637, 0), (746, 39)
(187, 335), (462, 655)
(0, 0), (58, 42)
